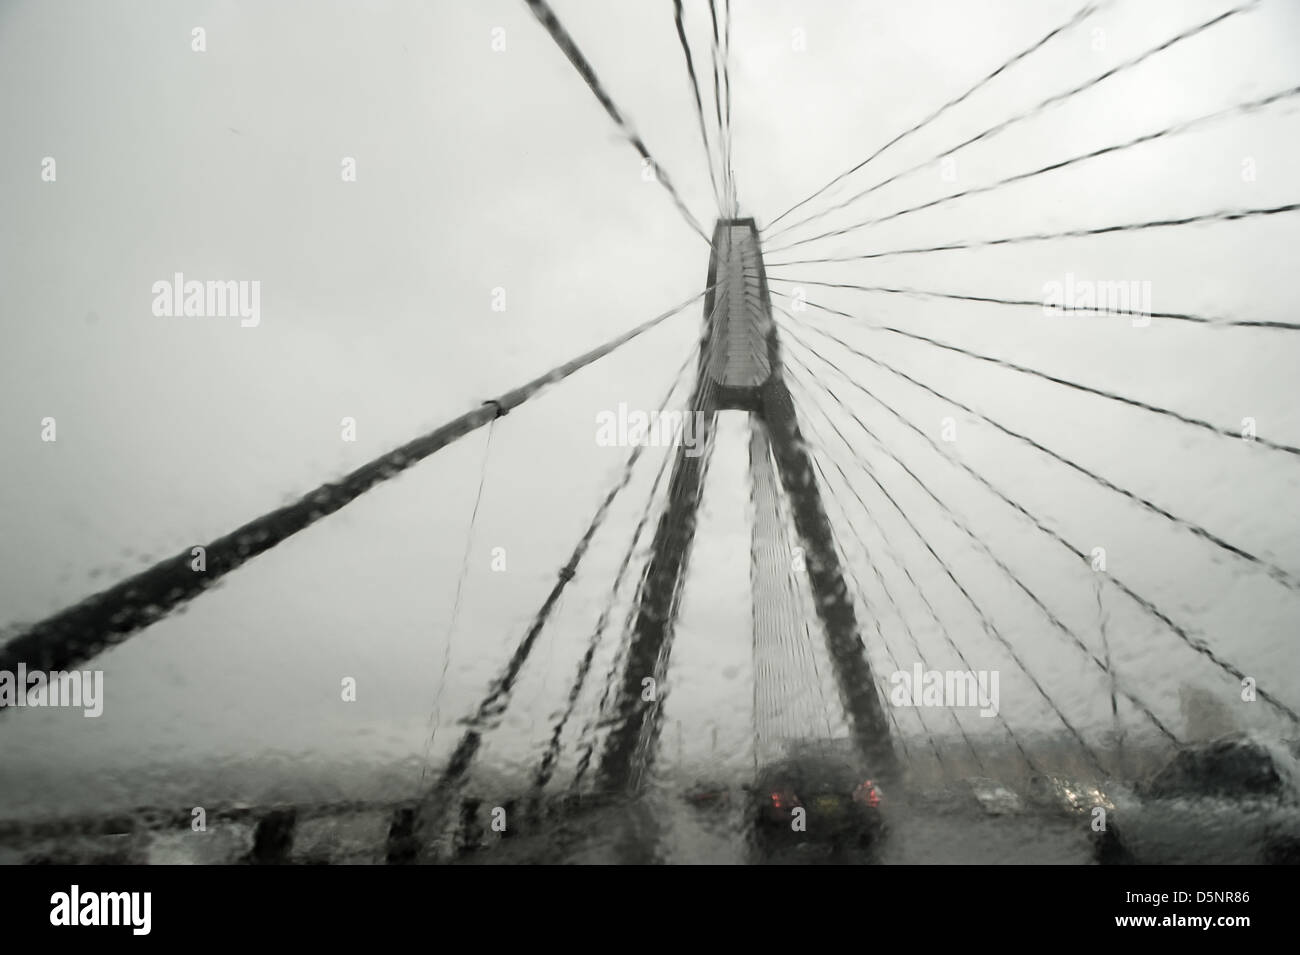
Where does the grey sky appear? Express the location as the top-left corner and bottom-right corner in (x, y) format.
(2, 0), (1298, 816)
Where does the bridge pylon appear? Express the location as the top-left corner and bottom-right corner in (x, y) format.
(597, 218), (898, 793)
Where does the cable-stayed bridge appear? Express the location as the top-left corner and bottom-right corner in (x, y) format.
(2, 0), (1299, 864)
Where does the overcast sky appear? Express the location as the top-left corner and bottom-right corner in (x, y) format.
(2, 0), (1298, 816)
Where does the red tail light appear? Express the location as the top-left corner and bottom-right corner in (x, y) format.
(770, 791), (800, 809)
(854, 781), (881, 807)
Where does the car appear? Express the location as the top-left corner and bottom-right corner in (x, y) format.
(748, 753), (885, 856)
(684, 780), (732, 810)
(1101, 735), (1300, 864)
(1025, 773), (1113, 817)
(966, 777), (1024, 816)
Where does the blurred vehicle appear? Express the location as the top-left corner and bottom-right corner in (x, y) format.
(684, 780), (732, 810)
(749, 754), (884, 854)
(1102, 735), (1300, 864)
(1026, 773), (1113, 817)
(965, 777), (1024, 815)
